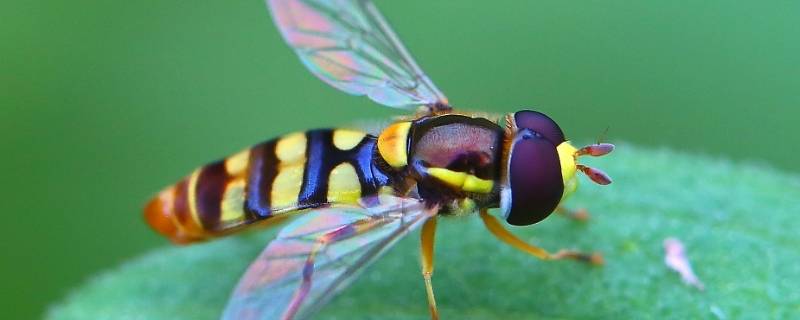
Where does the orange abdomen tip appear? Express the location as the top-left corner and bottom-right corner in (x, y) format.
(144, 188), (180, 240)
(143, 186), (205, 244)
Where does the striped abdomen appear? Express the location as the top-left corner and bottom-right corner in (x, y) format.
(145, 129), (392, 244)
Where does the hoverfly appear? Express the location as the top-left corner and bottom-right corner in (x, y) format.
(144, 0), (615, 319)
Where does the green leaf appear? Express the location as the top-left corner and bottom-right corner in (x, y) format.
(48, 145), (800, 319)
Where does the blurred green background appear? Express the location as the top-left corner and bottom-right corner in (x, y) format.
(1, 1), (798, 318)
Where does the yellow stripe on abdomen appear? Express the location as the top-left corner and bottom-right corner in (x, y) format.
(275, 132), (307, 163)
(220, 177), (246, 224)
(333, 129), (367, 151)
(327, 163), (362, 204)
(270, 132), (308, 211)
(271, 163), (305, 210)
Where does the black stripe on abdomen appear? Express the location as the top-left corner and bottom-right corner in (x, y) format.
(194, 160), (228, 230)
(244, 140), (279, 218)
(298, 130), (333, 207)
(297, 129), (389, 208)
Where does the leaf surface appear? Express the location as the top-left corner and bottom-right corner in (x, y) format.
(48, 145), (800, 319)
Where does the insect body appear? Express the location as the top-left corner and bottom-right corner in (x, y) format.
(146, 128), (388, 243)
(144, 1), (614, 319)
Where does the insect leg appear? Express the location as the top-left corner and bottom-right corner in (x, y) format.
(555, 205), (590, 222)
(420, 216), (440, 320)
(479, 210), (603, 265)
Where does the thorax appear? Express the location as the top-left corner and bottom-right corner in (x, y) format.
(377, 114), (505, 214)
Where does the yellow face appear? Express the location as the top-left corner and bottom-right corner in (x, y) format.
(556, 141), (580, 201)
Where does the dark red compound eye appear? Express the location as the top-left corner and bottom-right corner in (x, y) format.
(505, 129), (564, 226)
(514, 110), (565, 146)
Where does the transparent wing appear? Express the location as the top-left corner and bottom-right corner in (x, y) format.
(267, 0), (450, 109)
(222, 195), (434, 320)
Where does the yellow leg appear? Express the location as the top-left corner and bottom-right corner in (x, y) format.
(479, 210), (603, 265)
(420, 217), (439, 320)
(556, 205), (590, 222)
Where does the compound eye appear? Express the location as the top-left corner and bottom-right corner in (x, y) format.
(504, 129), (564, 226)
(514, 110), (565, 145)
